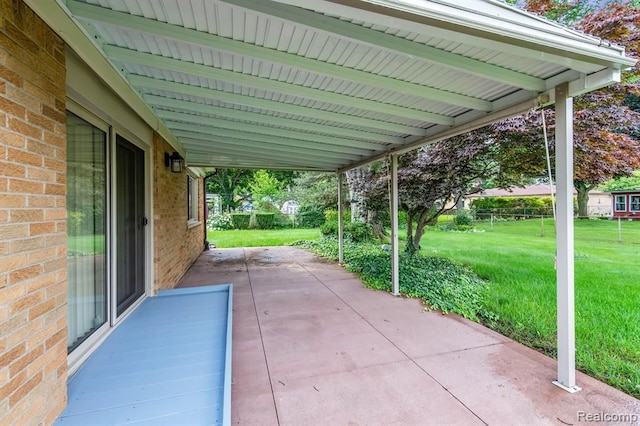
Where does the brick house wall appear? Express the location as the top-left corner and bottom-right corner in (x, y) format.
(0, 1), (208, 422)
(153, 133), (205, 291)
(0, 1), (69, 424)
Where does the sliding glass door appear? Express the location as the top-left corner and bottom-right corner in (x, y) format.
(115, 135), (146, 316)
(66, 112), (107, 352)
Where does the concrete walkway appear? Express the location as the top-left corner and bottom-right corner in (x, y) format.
(177, 246), (640, 425)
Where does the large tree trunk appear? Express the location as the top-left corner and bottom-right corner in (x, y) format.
(405, 211), (417, 254)
(412, 208), (430, 252)
(575, 181), (591, 219)
(346, 168), (370, 223)
(405, 208), (431, 255)
(369, 212), (388, 241)
(346, 166), (390, 241)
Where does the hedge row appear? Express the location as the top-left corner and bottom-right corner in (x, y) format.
(228, 212), (279, 230)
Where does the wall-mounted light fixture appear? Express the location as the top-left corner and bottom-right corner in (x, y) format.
(164, 151), (183, 173)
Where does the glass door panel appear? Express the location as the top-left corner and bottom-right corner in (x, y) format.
(66, 112), (107, 352)
(115, 135), (145, 316)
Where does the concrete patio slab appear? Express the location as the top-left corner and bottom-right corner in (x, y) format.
(231, 384), (278, 425)
(272, 361), (483, 426)
(415, 341), (640, 425)
(181, 246), (640, 425)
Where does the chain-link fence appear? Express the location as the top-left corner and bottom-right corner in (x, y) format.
(439, 210), (640, 246)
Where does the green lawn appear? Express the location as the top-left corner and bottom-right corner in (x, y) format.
(418, 218), (640, 398)
(68, 234), (105, 255)
(207, 228), (321, 248)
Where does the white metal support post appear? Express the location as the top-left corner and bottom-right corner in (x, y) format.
(337, 172), (344, 265)
(553, 83), (581, 393)
(390, 154), (400, 296)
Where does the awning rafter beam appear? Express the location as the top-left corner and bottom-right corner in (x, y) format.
(67, 0), (492, 112)
(144, 95), (391, 152)
(183, 139), (345, 167)
(148, 98), (403, 145)
(159, 113), (374, 158)
(130, 74), (428, 136)
(222, 0), (547, 92)
(170, 127), (367, 160)
(104, 45), (455, 125)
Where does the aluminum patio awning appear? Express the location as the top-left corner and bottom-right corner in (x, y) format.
(26, 0), (635, 172)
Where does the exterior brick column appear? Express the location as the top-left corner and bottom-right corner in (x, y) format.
(0, 1), (68, 424)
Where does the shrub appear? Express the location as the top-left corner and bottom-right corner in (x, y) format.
(207, 213), (232, 230)
(297, 205), (325, 228)
(324, 209), (350, 224)
(345, 222), (373, 243)
(319, 220), (373, 242)
(454, 213), (473, 226)
(295, 238), (491, 320)
(320, 220), (338, 237)
(472, 196), (553, 219)
(255, 212), (275, 229)
(231, 213), (251, 229)
(274, 213), (295, 229)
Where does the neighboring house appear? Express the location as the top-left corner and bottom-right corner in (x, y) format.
(610, 189), (640, 220)
(465, 184), (612, 217)
(281, 200), (300, 215)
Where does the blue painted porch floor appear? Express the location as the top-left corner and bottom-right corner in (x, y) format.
(56, 285), (232, 426)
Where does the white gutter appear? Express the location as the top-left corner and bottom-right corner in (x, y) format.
(319, 0), (636, 69)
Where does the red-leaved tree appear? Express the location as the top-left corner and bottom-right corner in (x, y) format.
(504, 1), (640, 216)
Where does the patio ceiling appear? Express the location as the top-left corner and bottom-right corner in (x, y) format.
(32, 0), (635, 172)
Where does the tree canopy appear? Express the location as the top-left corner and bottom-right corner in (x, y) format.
(205, 169), (297, 212)
(599, 171), (640, 191)
(352, 129), (541, 252)
(519, 0), (640, 216)
(347, 0), (640, 241)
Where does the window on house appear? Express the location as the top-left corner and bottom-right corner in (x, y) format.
(187, 175), (199, 224)
(630, 195), (640, 212)
(615, 195), (626, 211)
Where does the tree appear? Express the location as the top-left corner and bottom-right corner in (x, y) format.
(354, 127), (538, 253)
(599, 170), (640, 191)
(205, 169), (298, 212)
(268, 170), (299, 192)
(288, 171), (338, 210)
(248, 169), (285, 209)
(347, 163), (388, 240)
(494, 0), (640, 217)
(577, 2), (640, 81)
(522, 0), (596, 26)
(205, 169), (256, 212)
(492, 100), (640, 217)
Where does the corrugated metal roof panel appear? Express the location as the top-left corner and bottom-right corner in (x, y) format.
(49, 0), (635, 171)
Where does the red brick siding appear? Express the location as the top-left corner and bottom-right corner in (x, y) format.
(0, 0), (68, 424)
(153, 133), (205, 291)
